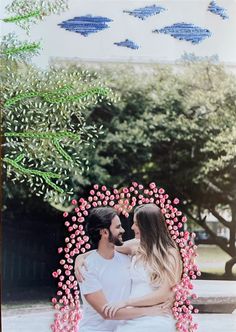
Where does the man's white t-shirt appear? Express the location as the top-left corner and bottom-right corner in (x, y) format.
(79, 250), (131, 332)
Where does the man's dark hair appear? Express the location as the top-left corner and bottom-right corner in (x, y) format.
(86, 207), (118, 248)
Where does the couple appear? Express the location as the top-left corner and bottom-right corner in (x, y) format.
(75, 203), (182, 332)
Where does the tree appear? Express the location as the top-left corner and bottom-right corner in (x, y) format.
(76, 61), (236, 276)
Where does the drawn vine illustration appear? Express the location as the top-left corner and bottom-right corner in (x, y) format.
(3, 0), (69, 32)
(0, 33), (41, 61)
(1, 0), (70, 61)
(2, 66), (117, 201)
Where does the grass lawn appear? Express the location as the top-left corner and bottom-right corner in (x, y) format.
(196, 244), (236, 276)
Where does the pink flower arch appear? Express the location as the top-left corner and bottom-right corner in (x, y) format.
(51, 182), (200, 332)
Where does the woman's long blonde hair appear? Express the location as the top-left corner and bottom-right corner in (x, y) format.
(134, 204), (182, 287)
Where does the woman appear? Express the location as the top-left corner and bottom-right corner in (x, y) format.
(103, 203), (182, 331)
(76, 203), (182, 331)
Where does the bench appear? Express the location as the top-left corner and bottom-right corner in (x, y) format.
(192, 280), (236, 313)
(194, 314), (236, 332)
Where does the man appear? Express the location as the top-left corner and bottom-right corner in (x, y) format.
(75, 207), (167, 332)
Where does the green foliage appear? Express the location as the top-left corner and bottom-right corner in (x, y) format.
(77, 62), (236, 211)
(3, 60), (236, 219)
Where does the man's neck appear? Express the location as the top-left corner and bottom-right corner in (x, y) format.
(97, 241), (115, 259)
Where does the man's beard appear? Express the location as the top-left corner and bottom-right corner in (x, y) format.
(108, 231), (123, 246)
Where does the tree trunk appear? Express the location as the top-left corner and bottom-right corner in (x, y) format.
(225, 203), (236, 277)
(225, 256), (236, 278)
(229, 203), (236, 256)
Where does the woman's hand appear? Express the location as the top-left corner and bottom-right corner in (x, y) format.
(74, 255), (88, 282)
(102, 301), (128, 318)
(145, 304), (172, 317)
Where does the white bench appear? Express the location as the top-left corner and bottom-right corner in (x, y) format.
(195, 314), (236, 332)
(192, 280), (236, 313)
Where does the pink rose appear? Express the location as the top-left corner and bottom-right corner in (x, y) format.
(173, 198), (180, 205)
(182, 216), (187, 223)
(58, 247), (63, 254)
(149, 182), (156, 189)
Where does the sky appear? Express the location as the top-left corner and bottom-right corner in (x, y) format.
(1, 0), (236, 69)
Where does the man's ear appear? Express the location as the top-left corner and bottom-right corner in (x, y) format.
(100, 228), (109, 237)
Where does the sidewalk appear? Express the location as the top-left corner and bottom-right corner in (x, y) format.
(2, 305), (236, 332)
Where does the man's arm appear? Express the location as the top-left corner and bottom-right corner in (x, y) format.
(84, 290), (165, 320)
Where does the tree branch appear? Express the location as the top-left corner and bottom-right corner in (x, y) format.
(203, 179), (234, 202)
(208, 207), (232, 229)
(185, 210), (232, 256)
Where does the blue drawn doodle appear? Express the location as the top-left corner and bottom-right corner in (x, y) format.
(154, 23), (211, 44)
(123, 4), (166, 20)
(208, 1), (229, 20)
(58, 15), (113, 36)
(114, 39), (139, 50)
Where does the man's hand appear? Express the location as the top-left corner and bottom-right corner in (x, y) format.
(74, 255), (88, 282)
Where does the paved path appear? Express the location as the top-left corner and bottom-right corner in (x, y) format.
(3, 281), (236, 331)
(2, 309), (236, 332)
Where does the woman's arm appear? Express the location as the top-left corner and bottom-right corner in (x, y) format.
(85, 290), (169, 320)
(103, 279), (173, 318)
(74, 250), (95, 281)
(124, 250), (181, 307)
(126, 278), (173, 307)
(115, 238), (140, 256)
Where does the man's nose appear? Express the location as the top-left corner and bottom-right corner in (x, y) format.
(121, 227), (125, 233)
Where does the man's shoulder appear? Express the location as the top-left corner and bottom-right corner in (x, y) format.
(115, 251), (131, 263)
(85, 251), (98, 264)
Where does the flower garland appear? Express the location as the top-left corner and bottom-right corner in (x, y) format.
(52, 182), (200, 332)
